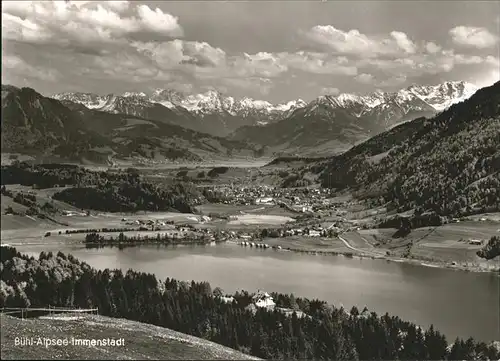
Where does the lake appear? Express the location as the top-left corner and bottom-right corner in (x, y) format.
(15, 242), (499, 343)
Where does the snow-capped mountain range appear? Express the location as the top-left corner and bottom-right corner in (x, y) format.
(230, 81), (479, 154)
(150, 89), (306, 115)
(53, 89), (307, 135)
(306, 81), (478, 127)
(52, 81), (478, 137)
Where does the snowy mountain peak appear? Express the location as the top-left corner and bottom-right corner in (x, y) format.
(52, 92), (107, 109)
(311, 81), (478, 115)
(404, 81), (478, 111)
(122, 91), (147, 98)
(274, 99), (307, 112)
(299, 80), (480, 127)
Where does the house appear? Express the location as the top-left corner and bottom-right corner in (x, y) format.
(256, 197), (274, 205)
(252, 290), (275, 308)
(220, 296), (235, 304)
(309, 230), (321, 237)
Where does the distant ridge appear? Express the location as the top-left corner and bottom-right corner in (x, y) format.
(315, 80), (500, 218)
(1, 85), (257, 164)
(52, 81), (477, 141)
(230, 81), (479, 155)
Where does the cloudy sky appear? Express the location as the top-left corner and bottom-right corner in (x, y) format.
(2, 0), (499, 103)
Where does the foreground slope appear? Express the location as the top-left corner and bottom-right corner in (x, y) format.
(317, 81), (500, 217)
(0, 314), (259, 360)
(2, 85), (256, 164)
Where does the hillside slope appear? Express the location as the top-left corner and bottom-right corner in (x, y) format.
(317, 81), (500, 217)
(1, 85), (109, 162)
(231, 101), (372, 157)
(0, 314), (259, 360)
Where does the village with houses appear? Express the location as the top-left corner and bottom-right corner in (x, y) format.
(53, 181), (494, 256)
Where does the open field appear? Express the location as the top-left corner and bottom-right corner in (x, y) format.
(250, 219), (500, 272)
(228, 214), (295, 226)
(0, 314), (258, 360)
(1, 187), (296, 247)
(340, 231), (376, 249)
(0, 208), (204, 246)
(262, 236), (353, 254)
(196, 203), (271, 215)
(197, 203), (297, 218)
(353, 221), (500, 271)
(1, 174), (498, 273)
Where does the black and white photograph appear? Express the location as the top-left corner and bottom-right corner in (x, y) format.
(1, 0), (499, 359)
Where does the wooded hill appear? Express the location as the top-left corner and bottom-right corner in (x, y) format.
(316, 81), (500, 217)
(1, 163), (202, 213)
(1, 85), (257, 163)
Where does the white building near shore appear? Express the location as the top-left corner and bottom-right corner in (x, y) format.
(253, 290), (276, 308)
(256, 197), (274, 205)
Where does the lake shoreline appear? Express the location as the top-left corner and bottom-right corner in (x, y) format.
(288, 248), (499, 274)
(231, 240), (500, 275)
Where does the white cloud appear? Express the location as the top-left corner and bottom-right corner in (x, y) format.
(1, 1), (183, 48)
(355, 73), (375, 84)
(2, 13), (52, 44)
(302, 23), (499, 89)
(105, 1), (130, 13)
(3, 5), (499, 100)
(167, 82), (194, 93)
(132, 40), (229, 76)
(453, 54), (483, 65)
(132, 40), (185, 68)
(449, 26), (498, 49)
(222, 77), (272, 95)
(377, 75), (407, 87)
(303, 25), (418, 57)
(320, 87), (340, 95)
(232, 52), (288, 78)
(425, 42), (442, 54)
(356, 50), (498, 80)
(474, 68), (500, 88)
(2, 53), (60, 82)
(277, 51), (357, 75)
(132, 40), (288, 87)
(485, 56), (500, 67)
(136, 5), (183, 37)
(390, 31), (417, 54)
(184, 41), (227, 67)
